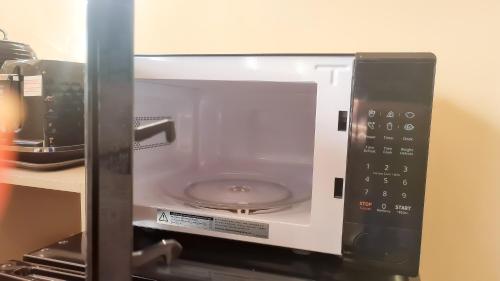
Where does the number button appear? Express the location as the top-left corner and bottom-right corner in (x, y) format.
(365, 176), (370, 183)
(383, 177), (389, 184)
(402, 192), (407, 199)
(363, 188), (369, 196)
(382, 190), (388, 197)
(366, 163), (371, 170)
(403, 165), (408, 173)
(402, 179), (408, 186)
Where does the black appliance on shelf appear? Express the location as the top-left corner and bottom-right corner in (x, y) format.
(0, 60), (85, 170)
(0, 28), (37, 68)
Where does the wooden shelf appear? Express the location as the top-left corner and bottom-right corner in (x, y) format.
(1, 166), (85, 193)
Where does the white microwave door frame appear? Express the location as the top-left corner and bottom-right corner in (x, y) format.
(133, 55), (354, 255)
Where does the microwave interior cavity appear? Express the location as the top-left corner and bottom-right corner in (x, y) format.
(134, 78), (317, 222)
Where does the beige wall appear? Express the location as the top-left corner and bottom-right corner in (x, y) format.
(0, 1), (85, 62)
(2, 1), (499, 280)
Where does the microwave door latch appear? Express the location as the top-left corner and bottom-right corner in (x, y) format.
(134, 118), (176, 144)
(132, 239), (183, 267)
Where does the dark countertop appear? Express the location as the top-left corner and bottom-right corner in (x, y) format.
(0, 227), (420, 281)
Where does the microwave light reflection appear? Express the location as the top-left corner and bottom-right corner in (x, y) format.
(244, 57), (259, 70)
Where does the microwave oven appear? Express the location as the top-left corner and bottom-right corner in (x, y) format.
(132, 53), (435, 276)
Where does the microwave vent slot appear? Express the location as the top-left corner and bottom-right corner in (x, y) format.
(334, 177), (344, 199)
(338, 111), (348, 131)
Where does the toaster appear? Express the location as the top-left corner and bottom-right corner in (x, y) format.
(0, 60), (84, 169)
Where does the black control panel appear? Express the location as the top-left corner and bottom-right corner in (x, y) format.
(342, 53), (435, 276)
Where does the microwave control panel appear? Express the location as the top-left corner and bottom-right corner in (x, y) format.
(342, 53), (435, 276)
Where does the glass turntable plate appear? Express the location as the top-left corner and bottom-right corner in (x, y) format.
(161, 170), (311, 214)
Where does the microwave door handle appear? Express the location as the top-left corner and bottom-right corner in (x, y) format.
(132, 239), (183, 267)
(134, 118), (175, 143)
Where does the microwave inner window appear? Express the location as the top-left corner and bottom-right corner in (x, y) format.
(134, 79), (317, 224)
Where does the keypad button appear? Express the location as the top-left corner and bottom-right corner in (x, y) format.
(382, 146), (393, 155)
(403, 123), (415, 131)
(363, 188), (370, 196)
(402, 136), (414, 142)
(400, 147), (414, 156)
(363, 145), (376, 154)
(359, 200), (373, 211)
(404, 111), (416, 118)
(395, 204), (412, 215)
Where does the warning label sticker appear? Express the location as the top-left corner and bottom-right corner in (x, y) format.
(157, 209), (269, 239)
(23, 75), (43, 97)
